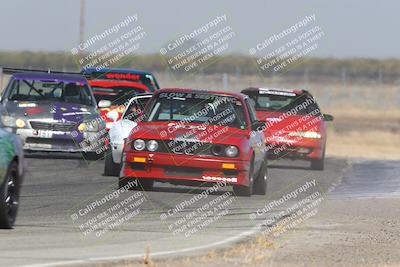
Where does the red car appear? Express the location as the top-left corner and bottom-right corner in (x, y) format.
(89, 80), (151, 129)
(119, 88), (268, 196)
(241, 87), (334, 170)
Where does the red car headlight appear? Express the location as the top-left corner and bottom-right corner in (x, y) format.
(212, 145), (239, 157)
(225, 145), (239, 157)
(146, 140), (159, 152)
(133, 139), (146, 151)
(288, 131), (322, 139)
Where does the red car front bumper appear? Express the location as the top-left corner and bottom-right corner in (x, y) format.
(265, 135), (325, 160)
(121, 152), (251, 186)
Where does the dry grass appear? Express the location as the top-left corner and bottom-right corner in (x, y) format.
(145, 236), (275, 267)
(325, 107), (400, 122)
(327, 129), (400, 160)
(98, 235), (275, 267)
(143, 246), (156, 267)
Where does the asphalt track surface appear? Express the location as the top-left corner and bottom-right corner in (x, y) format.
(0, 155), (348, 267)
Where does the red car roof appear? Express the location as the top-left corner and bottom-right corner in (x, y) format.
(241, 87), (307, 95)
(156, 88), (246, 100)
(89, 79), (150, 92)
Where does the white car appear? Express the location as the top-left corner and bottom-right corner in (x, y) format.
(104, 94), (152, 176)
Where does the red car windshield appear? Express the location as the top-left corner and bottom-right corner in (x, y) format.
(92, 86), (146, 106)
(146, 92), (248, 129)
(246, 92), (320, 115)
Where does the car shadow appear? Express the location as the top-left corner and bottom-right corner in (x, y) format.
(25, 152), (81, 160)
(24, 152), (102, 162)
(267, 162), (311, 170)
(151, 184), (229, 196)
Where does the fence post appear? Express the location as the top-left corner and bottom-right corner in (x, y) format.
(397, 84), (400, 109)
(304, 67), (309, 88)
(165, 69), (170, 84)
(378, 68), (383, 85)
(376, 68), (383, 109)
(341, 67), (347, 88)
(0, 67), (3, 93)
(223, 73), (228, 90)
(322, 87), (329, 108)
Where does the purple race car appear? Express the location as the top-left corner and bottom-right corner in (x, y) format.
(0, 71), (109, 158)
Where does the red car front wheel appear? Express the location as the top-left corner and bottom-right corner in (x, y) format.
(233, 159), (254, 197)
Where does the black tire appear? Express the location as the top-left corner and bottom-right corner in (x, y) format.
(310, 149), (325, 171)
(104, 150), (120, 176)
(253, 160), (268, 195)
(137, 179), (154, 191)
(118, 176), (130, 189)
(83, 151), (104, 161)
(118, 177), (154, 191)
(233, 158), (254, 197)
(0, 161), (20, 229)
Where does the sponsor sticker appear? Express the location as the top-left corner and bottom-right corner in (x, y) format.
(259, 88), (296, 97)
(202, 176), (238, 183)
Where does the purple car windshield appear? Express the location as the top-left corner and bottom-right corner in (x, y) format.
(8, 78), (94, 106)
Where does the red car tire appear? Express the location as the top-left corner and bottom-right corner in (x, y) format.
(253, 160), (268, 195)
(310, 147), (325, 170)
(233, 159), (254, 197)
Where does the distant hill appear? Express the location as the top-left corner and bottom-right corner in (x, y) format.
(1, 51), (399, 82)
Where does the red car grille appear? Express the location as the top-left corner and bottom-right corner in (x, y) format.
(159, 140), (213, 156)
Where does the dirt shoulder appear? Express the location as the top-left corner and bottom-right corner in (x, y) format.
(259, 198), (400, 267)
(136, 196), (400, 267)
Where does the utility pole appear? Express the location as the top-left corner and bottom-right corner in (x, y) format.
(79, 0), (85, 48)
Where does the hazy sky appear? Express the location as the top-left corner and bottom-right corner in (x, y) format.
(0, 0), (398, 58)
